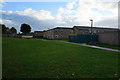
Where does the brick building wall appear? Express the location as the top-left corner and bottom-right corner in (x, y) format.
(98, 31), (120, 46)
(73, 26), (119, 35)
(43, 27), (74, 40)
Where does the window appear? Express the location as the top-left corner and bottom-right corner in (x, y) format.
(85, 30), (89, 33)
(70, 30), (73, 32)
(101, 30), (104, 32)
(80, 31), (83, 32)
(97, 30), (99, 32)
(60, 30), (63, 32)
(93, 30), (96, 33)
(80, 30), (84, 32)
(55, 35), (59, 38)
(82, 29), (89, 33)
(55, 30), (58, 33)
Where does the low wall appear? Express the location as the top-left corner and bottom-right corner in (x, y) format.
(98, 31), (120, 46)
(22, 36), (33, 39)
(2, 34), (17, 38)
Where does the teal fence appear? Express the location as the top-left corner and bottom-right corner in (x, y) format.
(69, 35), (98, 43)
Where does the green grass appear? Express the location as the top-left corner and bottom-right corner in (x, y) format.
(3, 38), (118, 78)
(90, 43), (120, 50)
(48, 39), (68, 41)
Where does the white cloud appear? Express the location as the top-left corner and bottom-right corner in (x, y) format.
(1, 10), (57, 31)
(95, 16), (118, 28)
(66, 1), (76, 10)
(0, 0), (7, 8)
(0, 18), (15, 24)
(1, 10), (13, 14)
(15, 8), (55, 20)
(0, 18), (17, 28)
(1, 0), (118, 32)
(55, 0), (118, 27)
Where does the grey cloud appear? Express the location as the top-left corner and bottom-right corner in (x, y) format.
(1, 13), (56, 32)
(95, 16), (118, 28)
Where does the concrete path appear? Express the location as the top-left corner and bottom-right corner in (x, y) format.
(60, 41), (120, 52)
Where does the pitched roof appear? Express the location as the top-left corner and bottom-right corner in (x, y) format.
(34, 31), (43, 33)
(73, 26), (119, 30)
(53, 27), (73, 29)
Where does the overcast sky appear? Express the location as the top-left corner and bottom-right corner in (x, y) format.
(0, 0), (119, 32)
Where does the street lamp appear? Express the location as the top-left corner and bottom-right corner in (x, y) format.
(90, 19), (93, 43)
(90, 19), (93, 35)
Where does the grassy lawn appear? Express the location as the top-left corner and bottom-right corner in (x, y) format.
(3, 38), (118, 78)
(48, 39), (68, 42)
(90, 43), (120, 50)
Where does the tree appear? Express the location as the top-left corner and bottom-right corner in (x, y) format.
(0, 24), (2, 33)
(1, 24), (17, 34)
(2, 24), (7, 33)
(10, 27), (17, 34)
(20, 23), (31, 34)
(6, 27), (11, 34)
(1, 24), (11, 34)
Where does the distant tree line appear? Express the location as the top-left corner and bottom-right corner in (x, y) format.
(0, 23), (32, 34)
(0, 24), (17, 34)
